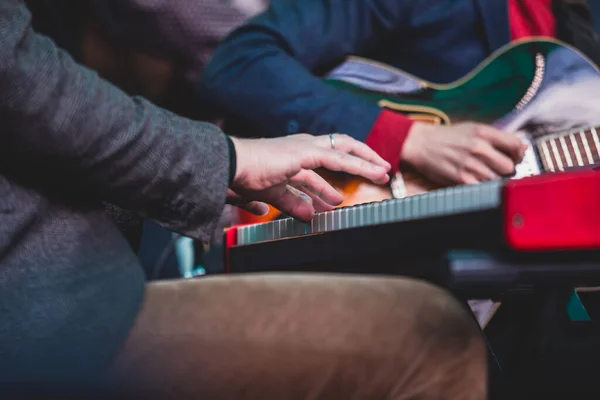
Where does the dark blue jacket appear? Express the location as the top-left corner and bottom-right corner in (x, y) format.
(199, 0), (599, 141)
(199, 0), (512, 140)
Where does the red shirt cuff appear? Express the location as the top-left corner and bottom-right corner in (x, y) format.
(365, 109), (414, 175)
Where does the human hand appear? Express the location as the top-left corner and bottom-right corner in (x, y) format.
(400, 122), (528, 185)
(227, 133), (391, 222)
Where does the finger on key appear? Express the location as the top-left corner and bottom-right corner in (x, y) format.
(267, 185), (316, 222)
(289, 169), (343, 206)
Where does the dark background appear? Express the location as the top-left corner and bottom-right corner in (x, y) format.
(592, 2), (600, 32)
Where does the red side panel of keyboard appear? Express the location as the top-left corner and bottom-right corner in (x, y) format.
(223, 226), (239, 274)
(504, 168), (600, 251)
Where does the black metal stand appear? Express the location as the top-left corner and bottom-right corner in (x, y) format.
(482, 289), (573, 399)
(444, 251), (600, 399)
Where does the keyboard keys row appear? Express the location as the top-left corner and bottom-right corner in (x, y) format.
(237, 180), (503, 245)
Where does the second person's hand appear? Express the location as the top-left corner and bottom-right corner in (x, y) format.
(401, 122), (528, 185)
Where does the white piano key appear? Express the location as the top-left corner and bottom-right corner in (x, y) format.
(473, 185), (481, 209)
(334, 208), (341, 230)
(350, 207), (357, 228)
(411, 195), (419, 219)
(373, 202), (381, 224)
(462, 186), (472, 211)
(325, 211), (333, 232)
(435, 190), (444, 217)
(362, 203), (371, 225)
(382, 201), (389, 223)
(282, 219), (290, 239)
(447, 187), (455, 213)
(245, 225), (252, 244)
(359, 205), (365, 226)
(398, 195), (407, 220)
(268, 222), (275, 241)
(427, 190), (436, 216)
(238, 227), (245, 245)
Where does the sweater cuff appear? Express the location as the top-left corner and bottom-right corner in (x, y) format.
(365, 109), (415, 174)
(225, 135), (236, 186)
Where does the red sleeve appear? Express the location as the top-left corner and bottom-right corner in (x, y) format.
(365, 109), (414, 175)
(509, 0), (555, 40)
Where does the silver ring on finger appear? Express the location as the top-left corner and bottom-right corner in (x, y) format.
(329, 133), (335, 150)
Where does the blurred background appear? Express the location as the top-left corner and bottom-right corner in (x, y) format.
(137, 1), (600, 281)
(592, 2), (600, 30)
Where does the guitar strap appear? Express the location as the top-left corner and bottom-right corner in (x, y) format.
(553, 0), (600, 67)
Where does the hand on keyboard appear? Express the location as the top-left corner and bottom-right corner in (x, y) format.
(227, 133), (391, 222)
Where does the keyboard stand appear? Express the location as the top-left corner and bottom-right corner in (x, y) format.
(472, 288), (574, 399)
(441, 250), (600, 400)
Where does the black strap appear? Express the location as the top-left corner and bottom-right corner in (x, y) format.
(553, 0), (600, 67)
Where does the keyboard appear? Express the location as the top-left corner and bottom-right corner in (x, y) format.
(224, 168), (600, 282)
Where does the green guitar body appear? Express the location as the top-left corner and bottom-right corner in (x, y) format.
(325, 38), (600, 134)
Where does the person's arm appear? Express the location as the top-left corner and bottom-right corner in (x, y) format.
(199, 0), (416, 172)
(0, 1), (230, 241)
